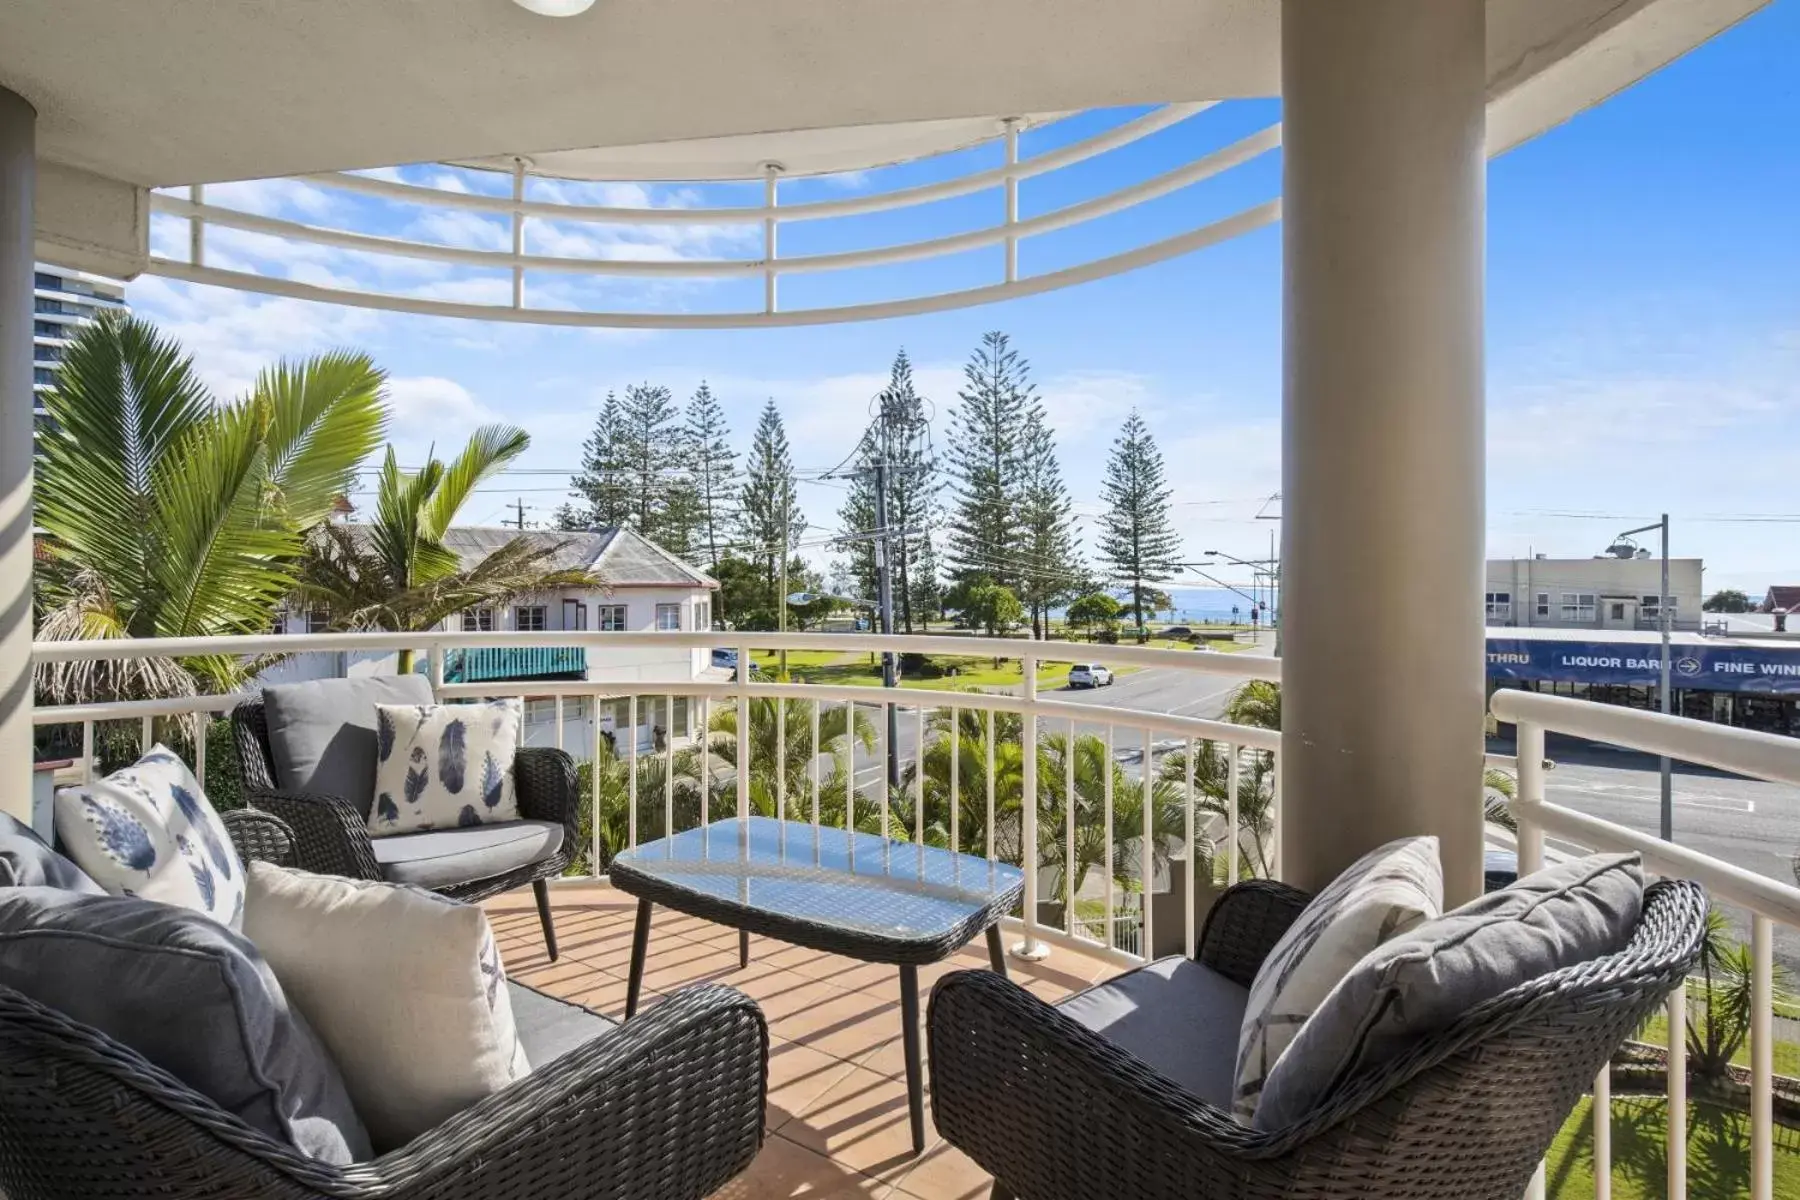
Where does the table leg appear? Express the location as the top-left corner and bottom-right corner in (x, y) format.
(740, 928), (750, 969)
(986, 924), (1008, 979)
(625, 899), (652, 1020)
(900, 964), (925, 1155)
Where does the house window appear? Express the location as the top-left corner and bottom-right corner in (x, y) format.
(655, 603), (681, 631)
(270, 608), (289, 635)
(515, 605), (547, 632)
(306, 609), (329, 634)
(1559, 592), (1596, 623)
(461, 608), (494, 632)
(1535, 592), (1550, 618)
(1642, 595), (1676, 617)
(695, 600), (712, 631)
(523, 699), (554, 725)
(1609, 601), (1627, 621)
(1484, 592), (1511, 621)
(562, 599), (587, 630)
(596, 604), (628, 631)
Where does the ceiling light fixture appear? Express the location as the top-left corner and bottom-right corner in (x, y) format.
(512, 0), (596, 16)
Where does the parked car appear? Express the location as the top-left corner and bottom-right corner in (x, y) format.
(1160, 626), (1193, 639)
(710, 648), (764, 677)
(1067, 663), (1115, 689)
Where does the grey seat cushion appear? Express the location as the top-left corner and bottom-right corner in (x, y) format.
(0, 887), (370, 1163)
(263, 674), (435, 819)
(1057, 956), (1246, 1107)
(508, 980), (613, 1067)
(0, 812), (103, 893)
(372, 819), (565, 890)
(1254, 852), (1645, 1130)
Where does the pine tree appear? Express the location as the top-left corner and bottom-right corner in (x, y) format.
(740, 399), (805, 590)
(909, 533), (943, 628)
(683, 382), (738, 571)
(838, 351), (938, 631)
(617, 383), (683, 543)
(565, 391), (633, 530)
(945, 332), (1032, 592)
(1016, 405), (1082, 638)
(1097, 409), (1183, 639)
(836, 428), (879, 603)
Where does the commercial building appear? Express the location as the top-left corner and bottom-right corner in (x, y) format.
(31, 263), (126, 444)
(1487, 626), (1800, 736)
(1485, 553), (1703, 633)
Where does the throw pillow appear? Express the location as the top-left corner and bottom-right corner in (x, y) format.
(53, 746), (248, 929)
(369, 700), (522, 837)
(263, 674), (436, 820)
(0, 887), (370, 1163)
(0, 811), (103, 893)
(1232, 835), (1441, 1121)
(243, 862), (531, 1152)
(1253, 852), (1644, 1130)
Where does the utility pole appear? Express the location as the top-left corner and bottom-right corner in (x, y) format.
(507, 498), (527, 530)
(778, 493), (790, 679)
(1609, 516), (1673, 840)
(872, 455), (900, 788)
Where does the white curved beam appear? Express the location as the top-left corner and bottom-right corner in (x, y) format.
(146, 198), (1280, 328)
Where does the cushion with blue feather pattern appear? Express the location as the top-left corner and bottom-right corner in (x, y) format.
(52, 746), (248, 930)
(369, 700), (522, 837)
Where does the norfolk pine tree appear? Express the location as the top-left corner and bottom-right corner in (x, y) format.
(1097, 409), (1182, 639)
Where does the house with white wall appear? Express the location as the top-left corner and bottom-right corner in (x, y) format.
(259, 526), (721, 753)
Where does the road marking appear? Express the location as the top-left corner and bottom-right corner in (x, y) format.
(1547, 784), (1756, 814)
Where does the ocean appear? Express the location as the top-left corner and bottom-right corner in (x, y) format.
(1051, 587), (1271, 625)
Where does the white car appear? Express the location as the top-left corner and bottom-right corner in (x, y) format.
(1068, 663), (1114, 689)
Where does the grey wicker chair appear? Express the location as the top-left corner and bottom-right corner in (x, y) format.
(232, 697), (578, 959)
(0, 809), (770, 1200)
(930, 877), (1707, 1200)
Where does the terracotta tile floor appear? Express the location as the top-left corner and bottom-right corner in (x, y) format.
(487, 885), (1121, 1200)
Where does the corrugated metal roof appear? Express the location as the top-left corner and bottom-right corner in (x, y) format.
(437, 526), (715, 588)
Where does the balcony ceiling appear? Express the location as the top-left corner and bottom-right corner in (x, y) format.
(0, 0), (1769, 189)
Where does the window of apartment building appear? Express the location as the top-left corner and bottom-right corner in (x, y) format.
(306, 609), (329, 634)
(270, 608), (289, 635)
(655, 602), (681, 631)
(515, 605), (547, 632)
(33, 368), (54, 386)
(1535, 592), (1550, 618)
(34, 272), (60, 290)
(33, 321), (57, 337)
(596, 604), (628, 631)
(695, 600), (712, 631)
(461, 608), (494, 632)
(562, 599), (588, 630)
(1559, 592), (1597, 622)
(1484, 591), (1511, 621)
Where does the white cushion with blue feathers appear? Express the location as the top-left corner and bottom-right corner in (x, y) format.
(369, 700), (522, 837)
(52, 745), (249, 930)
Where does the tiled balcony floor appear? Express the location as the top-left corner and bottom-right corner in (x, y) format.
(487, 885), (1122, 1199)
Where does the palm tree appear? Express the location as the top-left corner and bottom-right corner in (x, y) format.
(33, 312), (387, 705)
(702, 697), (876, 826)
(1036, 729), (1190, 907)
(1223, 678), (1280, 730)
(901, 704), (1026, 857)
(1159, 738), (1278, 880)
(1684, 906), (1793, 1085)
(574, 741), (708, 873)
(294, 429), (600, 672)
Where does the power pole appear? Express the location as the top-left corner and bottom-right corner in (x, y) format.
(507, 498), (527, 530)
(778, 493), (790, 679)
(872, 455), (900, 788)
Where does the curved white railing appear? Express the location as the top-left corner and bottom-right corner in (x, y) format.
(1494, 688), (1800, 1200)
(144, 105), (1282, 328)
(32, 630), (1282, 968)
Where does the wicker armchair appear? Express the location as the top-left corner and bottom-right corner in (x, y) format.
(930, 877), (1707, 1200)
(0, 810), (771, 1200)
(232, 697), (579, 959)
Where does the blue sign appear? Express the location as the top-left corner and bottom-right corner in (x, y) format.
(1487, 638), (1800, 695)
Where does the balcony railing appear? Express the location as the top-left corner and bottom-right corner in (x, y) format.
(27, 629), (1800, 1197)
(441, 644), (587, 684)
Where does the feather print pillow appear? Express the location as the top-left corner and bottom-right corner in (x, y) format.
(53, 746), (249, 930)
(369, 700), (522, 837)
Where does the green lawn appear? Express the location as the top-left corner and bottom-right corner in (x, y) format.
(1547, 1096), (1800, 1199)
(782, 653), (1076, 691)
(1636, 1010), (1800, 1078)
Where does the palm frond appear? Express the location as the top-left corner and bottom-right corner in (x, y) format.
(420, 424), (530, 542)
(255, 351), (388, 525)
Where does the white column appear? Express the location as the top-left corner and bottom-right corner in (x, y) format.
(0, 88), (36, 822)
(1280, 1), (1487, 904)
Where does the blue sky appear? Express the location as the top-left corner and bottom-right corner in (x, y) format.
(129, 2), (1799, 595)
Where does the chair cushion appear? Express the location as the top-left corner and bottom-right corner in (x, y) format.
(508, 980), (613, 1067)
(244, 863), (531, 1153)
(263, 674), (435, 819)
(53, 746), (248, 929)
(1254, 852), (1644, 1130)
(370, 700), (523, 836)
(1058, 956), (1246, 1107)
(0, 887), (370, 1163)
(372, 819), (565, 891)
(0, 811), (104, 893)
(1234, 835), (1441, 1121)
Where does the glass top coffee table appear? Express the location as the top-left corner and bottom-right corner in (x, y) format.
(610, 816), (1025, 1154)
